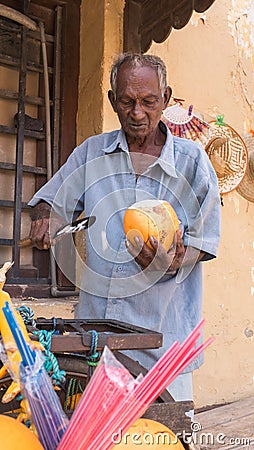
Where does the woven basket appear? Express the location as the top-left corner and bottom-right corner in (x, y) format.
(236, 133), (254, 202)
(205, 121), (248, 194)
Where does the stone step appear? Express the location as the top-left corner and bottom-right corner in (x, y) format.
(13, 297), (77, 319)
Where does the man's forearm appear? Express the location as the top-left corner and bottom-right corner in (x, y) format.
(182, 247), (207, 266)
(30, 201), (51, 220)
(167, 246), (207, 273)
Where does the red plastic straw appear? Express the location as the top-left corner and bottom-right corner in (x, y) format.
(57, 320), (213, 450)
(95, 330), (211, 450)
(99, 337), (214, 450)
(85, 341), (181, 450)
(95, 328), (211, 450)
(57, 349), (136, 450)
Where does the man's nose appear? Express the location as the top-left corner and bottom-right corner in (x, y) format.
(132, 100), (145, 116)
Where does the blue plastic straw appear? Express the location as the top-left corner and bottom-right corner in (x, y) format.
(2, 301), (36, 366)
(2, 301), (69, 450)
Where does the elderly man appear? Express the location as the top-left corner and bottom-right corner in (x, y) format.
(28, 53), (221, 403)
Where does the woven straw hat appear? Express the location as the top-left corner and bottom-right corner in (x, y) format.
(205, 119), (248, 195)
(236, 133), (254, 202)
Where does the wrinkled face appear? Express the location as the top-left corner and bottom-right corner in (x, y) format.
(109, 63), (171, 141)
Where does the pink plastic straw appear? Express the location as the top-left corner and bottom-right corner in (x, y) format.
(100, 337), (214, 450)
(98, 339), (210, 450)
(57, 320), (213, 450)
(57, 349), (136, 450)
(95, 330), (211, 449)
(85, 341), (181, 450)
(57, 364), (106, 449)
(95, 330), (212, 449)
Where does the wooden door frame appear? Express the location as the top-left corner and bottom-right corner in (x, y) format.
(1, 0), (81, 297)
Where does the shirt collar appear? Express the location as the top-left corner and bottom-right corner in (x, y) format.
(152, 121), (178, 178)
(102, 129), (129, 154)
(102, 121), (178, 178)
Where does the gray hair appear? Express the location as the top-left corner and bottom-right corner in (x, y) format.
(110, 53), (168, 98)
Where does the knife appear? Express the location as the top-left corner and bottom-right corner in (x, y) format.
(18, 216), (96, 248)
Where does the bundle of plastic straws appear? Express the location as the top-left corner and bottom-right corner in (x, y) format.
(57, 319), (213, 450)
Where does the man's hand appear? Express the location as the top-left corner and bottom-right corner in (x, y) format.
(29, 202), (65, 250)
(29, 216), (51, 250)
(126, 229), (185, 273)
(28, 202), (51, 250)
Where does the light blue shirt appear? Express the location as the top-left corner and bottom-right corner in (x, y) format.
(29, 122), (221, 372)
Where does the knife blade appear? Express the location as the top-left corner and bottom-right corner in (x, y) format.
(18, 216), (96, 248)
(53, 215), (96, 238)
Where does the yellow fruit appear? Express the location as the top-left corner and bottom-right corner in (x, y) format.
(123, 200), (179, 251)
(112, 418), (185, 449)
(0, 262), (37, 403)
(0, 415), (43, 449)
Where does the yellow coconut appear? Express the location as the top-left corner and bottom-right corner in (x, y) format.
(112, 418), (185, 449)
(0, 414), (43, 450)
(123, 199), (179, 251)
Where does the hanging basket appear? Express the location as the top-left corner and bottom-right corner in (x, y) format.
(236, 133), (254, 202)
(205, 119), (248, 195)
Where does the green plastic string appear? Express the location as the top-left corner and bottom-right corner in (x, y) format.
(215, 114), (226, 126)
(32, 329), (66, 385)
(16, 305), (36, 327)
(64, 378), (84, 412)
(87, 329), (99, 367)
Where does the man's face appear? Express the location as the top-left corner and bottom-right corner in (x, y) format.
(109, 63), (171, 141)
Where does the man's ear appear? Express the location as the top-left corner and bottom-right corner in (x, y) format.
(108, 90), (117, 112)
(163, 86), (172, 109)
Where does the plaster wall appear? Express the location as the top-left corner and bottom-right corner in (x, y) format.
(102, 0), (125, 132)
(148, 0), (254, 408)
(75, 0), (124, 273)
(80, 0), (254, 408)
(77, 0), (105, 144)
(77, 0), (124, 143)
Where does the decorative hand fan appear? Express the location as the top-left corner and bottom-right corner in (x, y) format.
(205, 116), (248, 195)
(162, 100), (210, 146)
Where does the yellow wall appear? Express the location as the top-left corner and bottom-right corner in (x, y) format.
(147, 0), (254, 408)
(77, 0), (124, 143)
(77, 0), (105, 143)
(78, 0), (254, 409)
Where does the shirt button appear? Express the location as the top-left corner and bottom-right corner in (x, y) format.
(112, 299), (118, 304)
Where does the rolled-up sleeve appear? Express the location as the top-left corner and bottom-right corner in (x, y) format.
(28, 142), (88, 220)
(178, 143), (221, 260)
